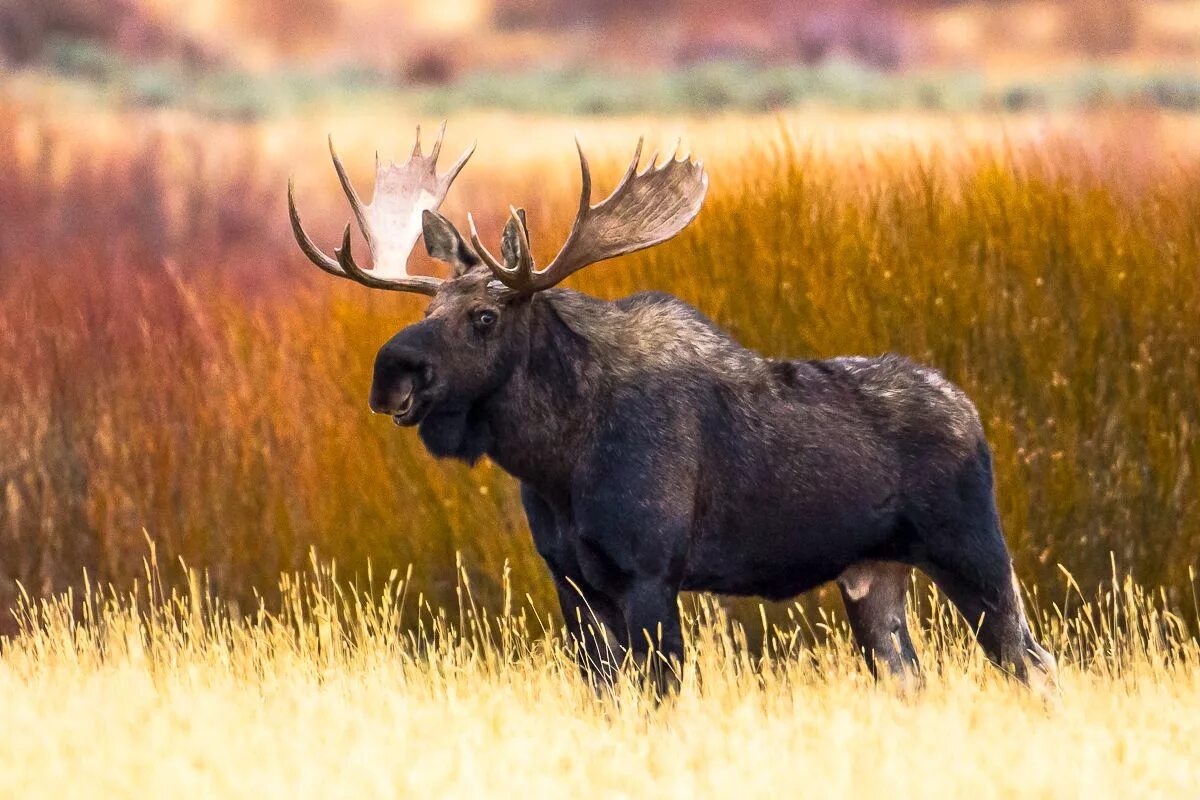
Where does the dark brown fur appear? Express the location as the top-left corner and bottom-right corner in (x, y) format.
(370, 221), (1057, 693)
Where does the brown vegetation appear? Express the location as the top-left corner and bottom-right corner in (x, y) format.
(0, 103), (1198, 636)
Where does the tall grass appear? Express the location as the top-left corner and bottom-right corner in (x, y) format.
(0, 102), (1198, 633)
(0, 557), (1197, 796)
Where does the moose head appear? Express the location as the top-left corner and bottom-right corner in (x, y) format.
(288, 124), (708, 458)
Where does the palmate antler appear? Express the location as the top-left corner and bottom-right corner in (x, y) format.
(288, 123), (475, 295)
(468, 136), (708, 294)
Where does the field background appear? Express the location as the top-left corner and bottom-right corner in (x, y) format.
(2, 0), (1200, 794)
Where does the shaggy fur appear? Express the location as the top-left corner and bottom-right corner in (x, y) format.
(370, 260), (1057, 692)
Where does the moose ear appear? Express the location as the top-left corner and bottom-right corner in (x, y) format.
(422, 210), (481, 277)
(499, 208), (529, 269)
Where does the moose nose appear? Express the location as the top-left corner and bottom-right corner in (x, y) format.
(369, 373), (416, 416)
(369, 347), (436, 415)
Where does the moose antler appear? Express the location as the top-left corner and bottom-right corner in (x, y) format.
(288, 122), (475, 295)
(468, 136), (708, 294)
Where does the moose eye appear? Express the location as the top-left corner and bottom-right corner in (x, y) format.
(472, 309), (498, 330)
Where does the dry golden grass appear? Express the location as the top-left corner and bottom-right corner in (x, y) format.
(0, 556), (1197, 798)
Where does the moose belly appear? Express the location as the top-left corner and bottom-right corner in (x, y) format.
(682, 440), (902, 600)
(682, 503), (898, 599)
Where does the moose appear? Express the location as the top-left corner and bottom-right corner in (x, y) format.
(288, 124), (1057, 693)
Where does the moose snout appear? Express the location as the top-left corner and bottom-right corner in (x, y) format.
(369, 373), (417, 416)
(369, 345), (436, 418)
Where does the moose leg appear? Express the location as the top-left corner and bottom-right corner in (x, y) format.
(925, 562), (1057, 688)
(918, 508), (1058, 689)
(572, 497), (689, 697)
(837, 561), (921, 685)
(571, 399), (697, 697)
(916, 446), (1058, 691)
(520, 484), (627, 687)
(553, 575), (628, 688)
(619, 578), (684, 696)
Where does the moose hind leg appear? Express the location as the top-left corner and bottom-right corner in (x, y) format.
(926, 562), (1057, 688)
(919, 512), (1058, 688)
(838, 561), (921, 684)
(917, 445), (1058, 690)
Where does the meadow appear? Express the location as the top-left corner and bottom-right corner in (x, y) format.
(1, 98), (1199, 794)
(0, 556), (1197, 797)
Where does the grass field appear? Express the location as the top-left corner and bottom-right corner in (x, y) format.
(0, 559), (1197, 797)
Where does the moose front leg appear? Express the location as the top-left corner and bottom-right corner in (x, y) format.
(569, 391), (700, 696)
(576, 527), (686, 696)
(619, 578), (685, 696)
(521, 484), (627, 688)
(552, 576), (628, 689)
(572, 468), (694, 695)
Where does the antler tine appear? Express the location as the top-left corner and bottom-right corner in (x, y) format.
(573, 133), (594, 218)
(334, 224), (373, 285)
(335, 225), (440, 295)
(442, 139), (477, 188)
(606, 135), (645, 202)
(328, 135), (372, 250)
(506, 205), (536, 285)
(468, 210), (535, 293)
(430, 120), (446, 162)
(287, 176), (343, 277)
(467, 213), (505, 273)
(510, 206), (532, 249)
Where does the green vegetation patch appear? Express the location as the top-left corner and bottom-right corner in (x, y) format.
(19, 40), (1200, 118)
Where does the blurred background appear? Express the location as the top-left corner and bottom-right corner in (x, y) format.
(1, 1), (1198, 635)
(3, 0), (1200, 115)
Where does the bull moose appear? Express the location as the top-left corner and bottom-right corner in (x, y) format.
(288, 124), (1057, 693)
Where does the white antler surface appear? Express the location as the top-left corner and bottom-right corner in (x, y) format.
(289, 122), (475, 295)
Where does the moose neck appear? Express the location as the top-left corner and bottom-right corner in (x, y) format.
(477, 290), (604, 501)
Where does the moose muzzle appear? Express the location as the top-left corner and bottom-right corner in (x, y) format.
(369, 341), (437, 426)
